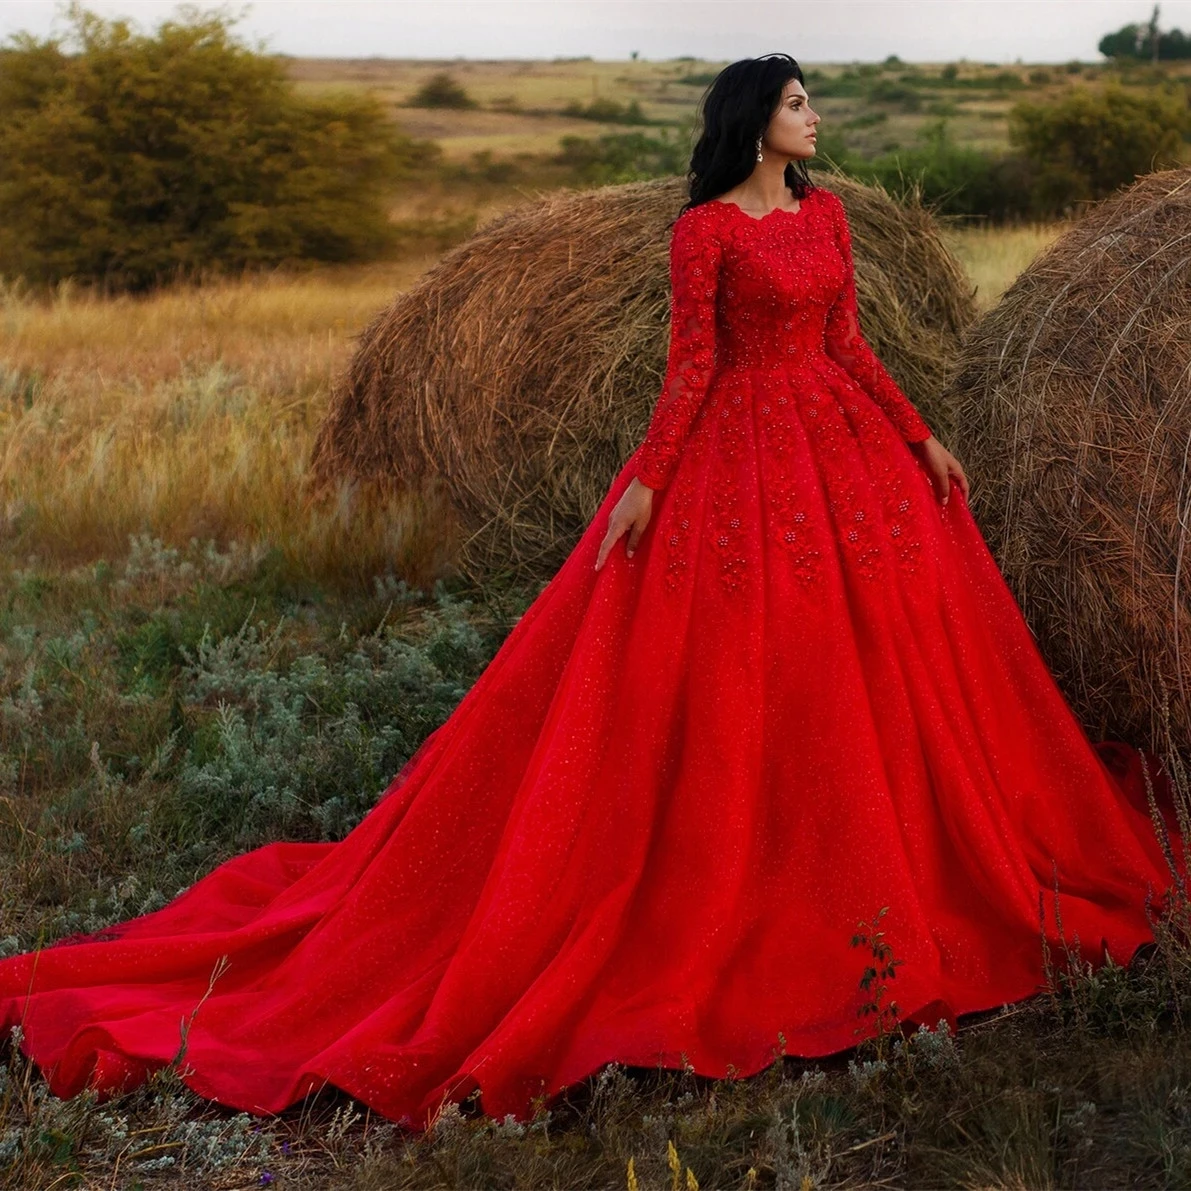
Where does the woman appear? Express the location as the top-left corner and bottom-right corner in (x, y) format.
(0, 54), (1182, 1133)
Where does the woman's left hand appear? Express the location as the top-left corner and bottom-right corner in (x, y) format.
(910, 435), (970, 508)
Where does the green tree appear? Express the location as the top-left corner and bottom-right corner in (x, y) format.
(0, 3), (431, 290)
(1099, 17), (1191, 59)
(1099, 22), (1146, 59)
(1008, 84), (1190, 213)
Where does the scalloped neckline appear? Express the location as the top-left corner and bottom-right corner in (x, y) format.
(712, 194), (807, 223)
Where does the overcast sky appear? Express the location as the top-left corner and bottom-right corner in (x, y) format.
(2, 0), (1190, 63)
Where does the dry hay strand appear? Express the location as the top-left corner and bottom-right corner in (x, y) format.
(309, 172), (976, 587)
(944, 166), (1191, 754)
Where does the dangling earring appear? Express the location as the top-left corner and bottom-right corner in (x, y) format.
(755, 136), (764, 163)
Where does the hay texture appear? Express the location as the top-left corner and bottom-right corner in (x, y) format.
(945, 167), (1191, 755)
(309, 173), (976, 587)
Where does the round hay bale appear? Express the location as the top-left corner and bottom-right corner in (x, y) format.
(309, 173), (976, 587)
(944, 166), (1191, 755)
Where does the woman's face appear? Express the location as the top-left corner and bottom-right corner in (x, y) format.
(762, 78), (820, 161)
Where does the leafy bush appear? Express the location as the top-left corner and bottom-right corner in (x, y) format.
(1008, 83), (1191, 213)
(828, 82), (1191, 221)
(989, 70), (1027, 90)
(173, 587), (494, 844)
(0, 3), (427, 290)
(554, 129), (689, 183)
(561, 97), (649, 124)
(842, 112), (890, 130)
(0, 1036), (279, 1180)
(865, 79), (922, 112)
(809, 72), (866, 99)
(408, 70), (479, 109)
(824, 120), (1037, 221)
(0, 537), (545, 956)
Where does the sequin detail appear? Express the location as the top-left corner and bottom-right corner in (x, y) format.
(635, 189), (932, 595)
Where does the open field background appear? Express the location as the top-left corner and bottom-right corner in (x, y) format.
(288, 54), (1190, 161)
(279, 54), (1191, 228)
(1, 52), (1187, 1191)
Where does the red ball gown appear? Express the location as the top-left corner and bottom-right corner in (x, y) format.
(0, 185), (1183, 1132)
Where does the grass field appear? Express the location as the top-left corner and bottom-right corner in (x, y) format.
(0, 257), (458, 587)
(0, 52), (1183, 1190)
(285, 54), (1191, 167)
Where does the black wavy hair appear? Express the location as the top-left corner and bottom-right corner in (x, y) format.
(678, 53), (817, 219)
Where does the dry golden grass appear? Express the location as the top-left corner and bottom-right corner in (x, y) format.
(941, 219), (1071, 311)
(0, 259), (462, 587)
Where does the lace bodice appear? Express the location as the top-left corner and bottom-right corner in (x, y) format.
(633, 186), (933, 491)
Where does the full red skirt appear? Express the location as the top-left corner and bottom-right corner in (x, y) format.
(0, 371), (1184, 1131)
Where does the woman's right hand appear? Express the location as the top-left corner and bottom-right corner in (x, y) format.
(595, 478), (655, 571)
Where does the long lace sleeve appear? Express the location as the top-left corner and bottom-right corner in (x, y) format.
(632, 210), (723, 491)
(822, 192), (933, 444)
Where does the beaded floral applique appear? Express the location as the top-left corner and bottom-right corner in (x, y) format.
(634, 189), (933, 596)
(757, 383), (824, 588)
